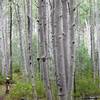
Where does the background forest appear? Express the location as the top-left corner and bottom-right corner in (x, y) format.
(0, 0), (100, 100)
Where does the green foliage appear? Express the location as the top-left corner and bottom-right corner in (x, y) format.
(13, 73), (23, 83)
(0, 73), (5, 85)
(75, 42), (100, 97)
(75, 77), (100, 97)
(35, 79), (45, 98)
(6, 72), (46, 100)
(76, 42), (92, 77)
(79, 0), (90, 24)
(35, 72), (45, 98)
(6, 82), (33, 100)
(50, 81), (58, 100)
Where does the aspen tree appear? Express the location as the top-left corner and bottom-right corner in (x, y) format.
(38, 0), (53, 100)
(55, 0), (67, 99)
(9, 0), (13, 80)
(95, 0), (100, 86)
(68, 0), (75, 99)
(15, 4), (28, 80)
(26, 0), (37, 99)
(89, 0), (96, 82)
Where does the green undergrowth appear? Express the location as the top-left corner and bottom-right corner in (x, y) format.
(6, 72), (46, 100)
(74, 42), (100, 97)
(35, 72), (46, 98)
(6, 82), (33, 100)
(0, 73), (5, 85)
(74, 75), (100, 97)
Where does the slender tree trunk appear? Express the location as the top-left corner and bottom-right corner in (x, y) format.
(15, 4), (28, 80)
(42, 0), (52, 100)
(0, 1), (5, 76)
(74, 0), (80, 98)
(68, 0), (75, 100)
(50, 1), (59, 99)
(96, 0), (100, 86)
(9, 0), (13, 80)
(38, 0), (53, 100)
(51, 0), (59, 83)
(38, 0), (44, 81)
(55, 0), (67, 99)
(3, 18), (9, 78)
(61, 0), (69, 98)
(23, 0), (30, 80)
(89, 0), (96, 81)
(1, 28), (6, 76)
(26, 0), (37, 99)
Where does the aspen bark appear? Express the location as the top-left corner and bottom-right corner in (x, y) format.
(37, 2), (44, 81)
(0, 1), (5, 76)
(89, 0), (96, 81)
(96, 0), (100, 86)
(61, 0), (69, 97)
(15, 4), (28, 79)
(42, 0), (52, 100)
(51, 0), (59, 82)
(27, 0), (37, 99)
(38, 0), (53, 100)
(68, 0), (75, 100)
(9, 0), (13, 80)
(55, 0), (67, 99)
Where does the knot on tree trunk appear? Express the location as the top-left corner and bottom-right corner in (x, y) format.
(41, 56), (46, 62)
(37, 57), (40, 61)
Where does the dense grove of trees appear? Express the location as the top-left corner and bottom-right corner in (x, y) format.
(0, 0), (100, 100)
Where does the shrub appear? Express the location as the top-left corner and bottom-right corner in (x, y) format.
(6, 82), (33, 100)
(0, 74), (5, 85)
(74, 42), (100, 97)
